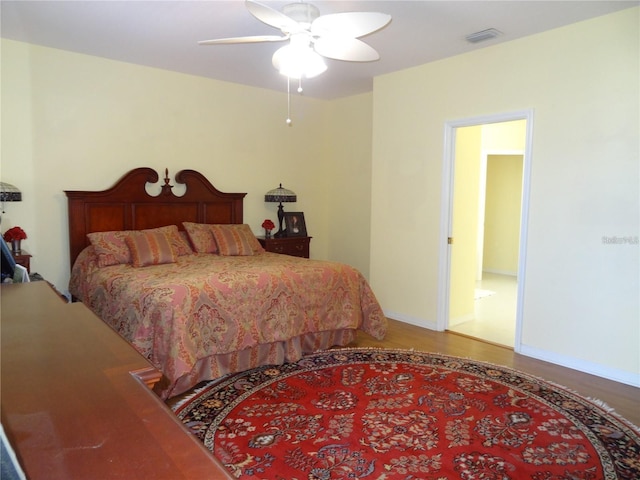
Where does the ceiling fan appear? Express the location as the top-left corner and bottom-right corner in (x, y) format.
(198, 0), (392, 79)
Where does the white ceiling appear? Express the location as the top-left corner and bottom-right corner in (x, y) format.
(1, 1), (637, 100)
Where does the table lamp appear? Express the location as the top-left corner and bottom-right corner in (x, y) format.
(0, 182), (22, 224)
(265, 184), (296, 237)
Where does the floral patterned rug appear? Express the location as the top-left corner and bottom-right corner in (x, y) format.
(173, 348), (640, 479)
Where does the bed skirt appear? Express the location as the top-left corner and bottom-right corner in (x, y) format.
(156, 328), (357, 400)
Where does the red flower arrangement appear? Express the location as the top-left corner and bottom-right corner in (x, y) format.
(261, 219), (275, 231)
(3, 226), (27, 242)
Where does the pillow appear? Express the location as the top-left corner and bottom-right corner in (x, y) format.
(146, 225), (193, 256)
(178, 230), (193, 250)
(183, 222), (218, 254)
(234, 224), (265, 254)
(210, 224), (264, 256)
(87, 231), (132, 267)
(88, 225), (192, 267)
(125, 231), (177, 267)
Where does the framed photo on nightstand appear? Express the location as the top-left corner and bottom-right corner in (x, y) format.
(284, 212), (307, 237)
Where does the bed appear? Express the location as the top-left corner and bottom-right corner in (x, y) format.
(66, 168), (387, 399)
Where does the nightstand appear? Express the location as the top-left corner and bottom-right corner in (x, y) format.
(12, 249), (32, 273)
(258, 236), (311, 258)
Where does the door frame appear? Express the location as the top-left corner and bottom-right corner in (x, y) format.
(436, 110), (534, 353)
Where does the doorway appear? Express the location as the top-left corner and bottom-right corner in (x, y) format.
(436, 111), (533, 353)
(449, 151), (523, 347)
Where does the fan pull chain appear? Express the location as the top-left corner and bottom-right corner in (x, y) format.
(285, 77), (305, 126)
(286, 77), (292, 126)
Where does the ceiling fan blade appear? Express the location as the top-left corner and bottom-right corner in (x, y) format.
(199, 35), (288, 45)
(311, 12), (391, 39)
(246, 0), (303, 34)
(314, 37), (380, 62)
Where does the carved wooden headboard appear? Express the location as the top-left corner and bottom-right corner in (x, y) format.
(65, 168), (246, 267)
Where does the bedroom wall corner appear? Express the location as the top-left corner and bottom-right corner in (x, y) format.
(324, 92), (374, 279)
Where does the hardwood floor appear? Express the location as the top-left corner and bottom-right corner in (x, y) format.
(351, 319), (640, 428)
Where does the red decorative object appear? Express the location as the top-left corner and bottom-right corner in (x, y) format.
(3, 226), (27, 242)
(175, 348), (640, 479)
(262, 219), (275, 237)
(261, 219), (275, 231)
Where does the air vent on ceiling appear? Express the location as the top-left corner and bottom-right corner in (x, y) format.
(465, 28), (502, 44)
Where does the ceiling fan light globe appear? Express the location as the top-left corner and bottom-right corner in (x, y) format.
(272, 45), (327, 79)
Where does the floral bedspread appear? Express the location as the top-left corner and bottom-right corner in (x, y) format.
(69, 248), (387, 398)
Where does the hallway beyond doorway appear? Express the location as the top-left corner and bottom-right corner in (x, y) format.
(448, 273), (516, 348)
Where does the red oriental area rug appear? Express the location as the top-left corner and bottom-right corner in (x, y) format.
(173, 348), (640, 479)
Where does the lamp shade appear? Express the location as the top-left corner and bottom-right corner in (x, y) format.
(265, 184), (297, 203)
(0, 182), (22, 202)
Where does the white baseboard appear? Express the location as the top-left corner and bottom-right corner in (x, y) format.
(519, 344), (640, 388)
(384, 310), (439, 331)
(448, 313), (474, 327)
(483, 268), (517, 277)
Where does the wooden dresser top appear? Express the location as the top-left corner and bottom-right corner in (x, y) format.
(1, 282), (231, 479)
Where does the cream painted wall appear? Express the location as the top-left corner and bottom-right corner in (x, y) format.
(371, 8), (639, 384)
(481, 120), (526, 151)
(480, 121), (526, 276)
(449, 125), (482, 323)
(483, 155), (523, 275)
(0, 39), (352, 291)
(325, 93), (374, 277)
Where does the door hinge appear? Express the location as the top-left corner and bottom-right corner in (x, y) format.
(448, 237), (454, 245)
